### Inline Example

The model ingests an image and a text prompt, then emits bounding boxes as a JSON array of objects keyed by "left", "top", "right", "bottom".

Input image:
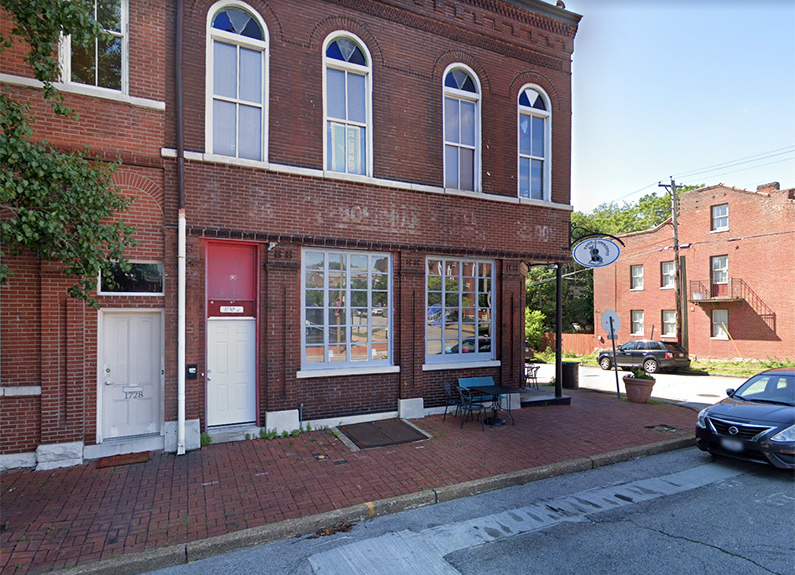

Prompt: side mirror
[{"left": 726, "top": 388, "right": 735, "bottom": 397}]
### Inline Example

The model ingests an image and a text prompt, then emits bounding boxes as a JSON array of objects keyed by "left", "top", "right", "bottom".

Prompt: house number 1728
[{"left": 124, "top": 391, "right": 144, "bottom": 400}]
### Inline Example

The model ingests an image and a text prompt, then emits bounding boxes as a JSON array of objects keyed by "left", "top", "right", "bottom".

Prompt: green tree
[
  {"left": 0, "top": 0, "right": 137, "bottom": 306},
  {"left": 572, "top": 187, "right": 702, "bottom": 236},
  {"left": 524, "top": 308, "right": 545, "bottom": 349},
  {"left": 526, "top": 264, "right": 593, "bottom": 334},
  {"left": 526, "top": 187, "right": 703, "bottom": 335}
]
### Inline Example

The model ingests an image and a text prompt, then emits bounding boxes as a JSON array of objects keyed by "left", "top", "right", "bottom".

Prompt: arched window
[
  {"left": 324, "top": 33, "right": 372, "bottom": 176},
  {"left": 443, "top": 66, "right": 480, "bottom": 191},
  {"left": 207, "top": 3, "right": 268, "bottom": 161},
  {"left": 518, "top": 86, "right": 551, "bottom": 200}
]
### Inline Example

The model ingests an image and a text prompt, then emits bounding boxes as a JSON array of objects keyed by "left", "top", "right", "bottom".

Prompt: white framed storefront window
[
  {"left": 301, "top": 249, "right": 391, "bottom": 369},
  {"left": 425, "top": 258, "right": 493, "bottom": 363}
]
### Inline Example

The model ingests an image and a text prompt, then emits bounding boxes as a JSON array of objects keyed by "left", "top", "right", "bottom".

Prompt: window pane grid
[
  {"left": 443, "top": 73, "right": 479, "bottom": 191},
  {"left": 211, "top": 24, "right": 265, "bottom": 160},
  {"left": 517, "top": 87, "right": 550, "bottom": 200},
  {"left": 630, "top": 265, "right": 644, "bottom": 289},
  {"left": 662, "top": 310, "right": 676, "bottom": 337},
  {"left": 303, "top": 250, "right": 391, "bottom": 368},
  {"left": 325, "top": 43, "right": 369, "bottom": 176},
  {"left": 70, "top": 0, "right": 124, "bottom": 90},
  {"left": 426, "top": 258, "right": 493, "bottom": 360},
  {"left": 661, "top": 261, "right": 675, "bottom": 288},
  {"left": 711, "top": 204, "right": 728, "bottom": 230},
  {"left": 631, "top": 310, "right": 644, "bottom": 335}
]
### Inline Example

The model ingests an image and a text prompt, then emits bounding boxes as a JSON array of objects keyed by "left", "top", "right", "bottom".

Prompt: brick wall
[
  {"left": 2, "top": 0, "right": 579, "bottom": 451},
  {"left": 594, "top": 185, "right": 795, "bottom": 361},
  {"left": 176, "top": 0, "right": 576, "bottom": 202}
]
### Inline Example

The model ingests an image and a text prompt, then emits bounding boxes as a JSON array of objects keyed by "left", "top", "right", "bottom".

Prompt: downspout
[{"left": 176, "top": 0, "right": 186, "bottom": 455}]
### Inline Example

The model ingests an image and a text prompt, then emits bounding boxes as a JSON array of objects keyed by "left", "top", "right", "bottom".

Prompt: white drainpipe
[{"left": 177, "top": 209, "right": 186, "bottom": 455}]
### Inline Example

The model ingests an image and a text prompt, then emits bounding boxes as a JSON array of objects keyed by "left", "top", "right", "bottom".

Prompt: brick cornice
[{"left": 320, "top": 0, "right": 574, "bottom": 72}]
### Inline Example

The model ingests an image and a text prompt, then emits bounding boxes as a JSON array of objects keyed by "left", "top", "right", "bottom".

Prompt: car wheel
[
  {"left": 643, "top": 358, "right": 659, "bottom": 374},
  {"left": 599, "top": 357, "right": 612, "bottom": 370}
]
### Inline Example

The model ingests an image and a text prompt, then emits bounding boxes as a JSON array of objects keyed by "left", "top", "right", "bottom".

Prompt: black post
[{"left": 555, "top": 263, "right": 563, "bottom": 398}]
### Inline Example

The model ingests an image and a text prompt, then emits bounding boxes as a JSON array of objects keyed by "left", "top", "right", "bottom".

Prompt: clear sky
[{"left": 561, "top": 0, "right": 795, "bottom": 213}]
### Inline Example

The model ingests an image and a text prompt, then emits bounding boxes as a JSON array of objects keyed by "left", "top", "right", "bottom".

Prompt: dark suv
[{"left": 597, "top": 340, "right": 690, "bottom": 374}]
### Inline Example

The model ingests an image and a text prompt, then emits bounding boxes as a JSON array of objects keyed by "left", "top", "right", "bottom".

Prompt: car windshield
[{"left": 734, "top": 373, "right": 795, "bottom": 406}]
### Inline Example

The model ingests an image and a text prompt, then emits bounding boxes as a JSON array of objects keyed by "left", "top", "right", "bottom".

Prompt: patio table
[{"left": 468, "top": 385, "right": 521, "bottom": 426}]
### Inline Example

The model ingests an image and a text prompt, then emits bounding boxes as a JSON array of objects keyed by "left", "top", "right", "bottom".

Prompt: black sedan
[
  {"left": 597, "top": 340, "right": 690, "bottom": 373},
  {"left": 695, "top": 367, "right": 795, "bottom": 470}
]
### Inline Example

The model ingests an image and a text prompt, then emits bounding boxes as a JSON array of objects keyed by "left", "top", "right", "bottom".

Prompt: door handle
[{"left": 105, "top": 381, "right": 114, "bottom": 386}]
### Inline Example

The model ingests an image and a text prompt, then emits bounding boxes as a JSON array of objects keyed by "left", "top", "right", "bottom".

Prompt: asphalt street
[{"left": 142, "top": 449, "right": 795, "bottom": 575}]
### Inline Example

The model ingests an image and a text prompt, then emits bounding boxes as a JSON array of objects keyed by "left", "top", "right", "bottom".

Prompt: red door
[{"left": 206, "top": 243, "right": 258, "bottom": 426}]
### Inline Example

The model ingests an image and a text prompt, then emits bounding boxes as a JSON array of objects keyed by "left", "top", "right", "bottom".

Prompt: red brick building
[
  {"left": 593, "top": 183, "right": 795, "bottom": 362},
  {"left": 1, "top": 0, "right": 581, "bottom": 470}
]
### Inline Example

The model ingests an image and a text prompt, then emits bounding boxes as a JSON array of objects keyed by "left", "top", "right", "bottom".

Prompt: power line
[
  {"left": 673, "top": 146, "right": 795, "bottom": 179},
  {"left": 593, "top": 144, "right": 795, "bottom": 208}
]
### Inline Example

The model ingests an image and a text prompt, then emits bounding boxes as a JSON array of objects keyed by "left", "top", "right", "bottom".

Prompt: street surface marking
[{"left": 309, "top": 463, "right": 742, "bottom": 575}]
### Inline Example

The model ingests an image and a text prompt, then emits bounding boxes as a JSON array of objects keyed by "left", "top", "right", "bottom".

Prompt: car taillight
[{"left": 664, "top": 352, "right": 673, "bottom": 359}]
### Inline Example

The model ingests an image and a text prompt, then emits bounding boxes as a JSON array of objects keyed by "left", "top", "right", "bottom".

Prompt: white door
[
  {"left": 101, "top": 312, "right": 162, "bottom": 440},
  {"left": 207, "top": 319, "right": 257, "bottom": 426}
]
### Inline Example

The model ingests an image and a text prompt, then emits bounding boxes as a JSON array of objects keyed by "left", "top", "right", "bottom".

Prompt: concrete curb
[{"left": 54, "top": 436, "right": 693, "bottom": 575}]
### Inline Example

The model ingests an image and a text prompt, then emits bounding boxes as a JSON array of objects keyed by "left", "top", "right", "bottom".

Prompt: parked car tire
[
  {"left": 599, "top": 356, "right": 612, "bottom": 370},
  {"left": 643, "top": 358, "right": 659, "bottom": 373}
]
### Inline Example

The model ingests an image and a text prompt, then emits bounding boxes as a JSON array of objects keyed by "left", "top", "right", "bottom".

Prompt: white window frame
[
  {"left": 711, "top": 255, "right": 729, "bottom": 285},
  {"left": 661, "top": 310, "right": 676, "bottom": 337},
  {"left": 630, "top": 265, "right": 644, "bottom": 290},
  {"left": 205, "top": 0, "right": 269, "bottom": 162},
  {"left": 630, "top": 310, "right": 644, "bottom": 336},
  {"left": 60, "top": 0, "right": 129, "bottom": 96},
  {"left": 660, "top": 260, "right": 675, "bottom": 289},
  {"left": 424, "top": 257, "right": 494, "bottom": 365},
  {"left": 442, "top": 63, "right": 481, "bottom": 192},
  {"left": 712, "top": 309, "right": 729, "bottom": 339},
  {"left": 517, "top": 84, "right": 551, "bottom": 201},
  {"left": 98, "top": 261, "right": 165, "bottom": 296},
  {"left": 711, "top": 204, "right": 729, "bottom": 232},
  {"left": 322, "top": 32, "right": 373, "bottom": 178},
  {"left": 300, "top": 248, "right": 392, "bottom": 371}
]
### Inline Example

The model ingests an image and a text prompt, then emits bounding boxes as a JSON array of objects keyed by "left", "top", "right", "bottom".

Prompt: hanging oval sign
[{"left": 572, "top": 237, "right": 621, "bottom": 268}]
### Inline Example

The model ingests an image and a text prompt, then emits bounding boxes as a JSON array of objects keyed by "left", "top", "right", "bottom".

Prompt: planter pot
[{"left": 623, "top": 376, "right": 655, "bottom": 403}]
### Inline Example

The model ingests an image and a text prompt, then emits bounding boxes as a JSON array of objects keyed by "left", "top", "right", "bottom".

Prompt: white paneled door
[
  {"left": 207, "top": 319, "right": 257, "bottom": 426},
  {"left": 101, "top": 312, "right": 163, "bottom": 440}
]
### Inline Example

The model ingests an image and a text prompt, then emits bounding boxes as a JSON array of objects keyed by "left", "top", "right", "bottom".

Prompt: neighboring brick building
[
  {"left": 1, "top": 0, "right": 581, "bottom": 469},
  {"left": 593, "top": 183, "right": 795, "bottom": 362}
]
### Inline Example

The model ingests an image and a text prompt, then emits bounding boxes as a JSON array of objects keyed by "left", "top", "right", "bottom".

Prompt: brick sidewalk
[{"left": 0, "top": 389, "right": 698, "bottom": 575}]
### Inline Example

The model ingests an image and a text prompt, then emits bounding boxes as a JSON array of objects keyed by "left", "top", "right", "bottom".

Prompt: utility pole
[{"left": 659, "top": 179, "right": 683, "bottom": 347}]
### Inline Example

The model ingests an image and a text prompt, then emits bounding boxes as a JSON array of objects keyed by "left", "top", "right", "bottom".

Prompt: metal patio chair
[
  {"left": 442, "top": 381, "right": 462, "bottom": 421},
  {"left": 457, "top": 386, "right": 486, "bottom": 431},
  {"left": 524, "top": 364, "right": 540, "bottom": 390}
]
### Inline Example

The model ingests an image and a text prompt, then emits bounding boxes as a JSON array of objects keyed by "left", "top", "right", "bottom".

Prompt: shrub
[
  {"left": 525, "top": 308, "right": 545, "bottom": 350},
  {"left": 627, "top": 367, "right": 655, "bottom": 381}
]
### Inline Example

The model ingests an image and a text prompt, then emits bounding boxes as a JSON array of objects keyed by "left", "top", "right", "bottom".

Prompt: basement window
[{"left": 99, "top": 262, "right": 164, "bottom": 295}]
